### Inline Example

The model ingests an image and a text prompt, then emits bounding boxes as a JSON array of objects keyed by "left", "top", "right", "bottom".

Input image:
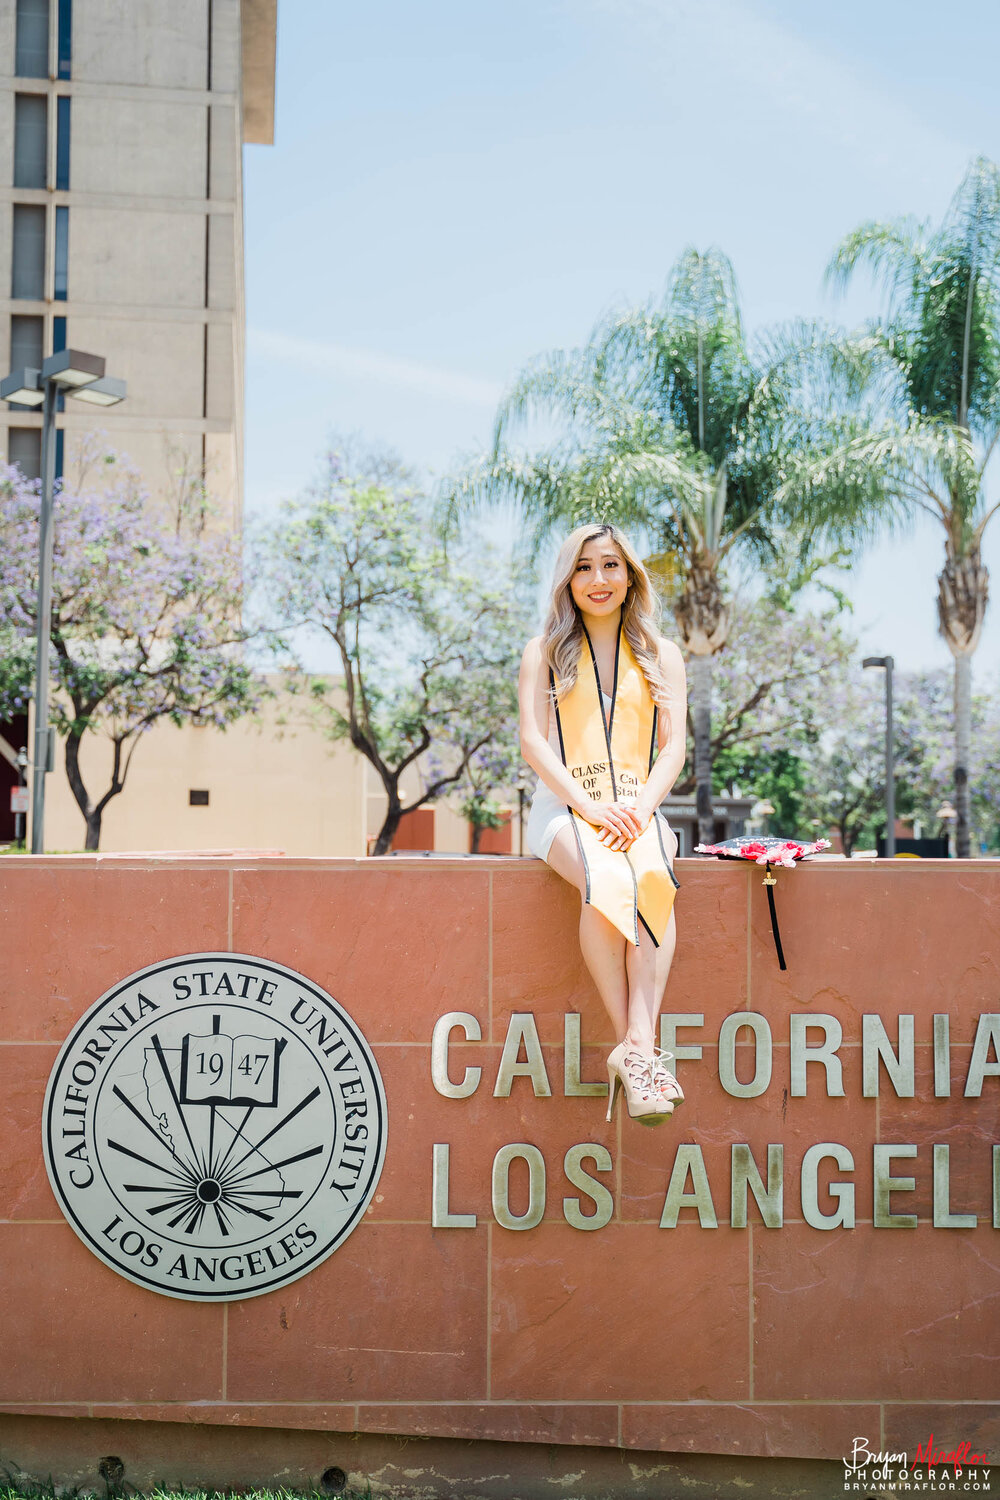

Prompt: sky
[{"left": 243, "top": 0, "right": 1000, "bottom": 675}]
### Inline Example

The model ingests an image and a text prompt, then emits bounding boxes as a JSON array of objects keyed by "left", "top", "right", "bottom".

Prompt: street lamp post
[
  {"left": 863, "top": 655, "right": 895, "bottom": 859},
  {"left": 936, "top": 801, "right": 957, "bottom": 859},
  {"left": 14, "top": 746, "right": 28, "bottom": 850},
  {"left": 1, "top": 350, "right": 126, "bottom": 854}
]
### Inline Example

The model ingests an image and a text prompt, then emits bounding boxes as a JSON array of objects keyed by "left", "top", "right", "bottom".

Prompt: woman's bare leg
[
  {"left": 625, "top": 826, "right": 680, "bottom": 1054},
  {"left": 624, "top": 909, "right": 677, "bottom": 1051},
  {"left": 546, "top": 825, "right": 629, "bottom": 1039},
  {"left": 579, "top": 906, "right": 629, "bottom": 1039}
]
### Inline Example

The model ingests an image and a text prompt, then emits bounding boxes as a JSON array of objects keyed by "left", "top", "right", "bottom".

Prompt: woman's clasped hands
[{"left": 593, "top": 798, "right": 650, "bottom": 852}]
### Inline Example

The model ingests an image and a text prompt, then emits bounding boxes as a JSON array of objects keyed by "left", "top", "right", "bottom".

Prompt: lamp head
[
  {"left": 1, "top": 368, "right": 44, "bottom": 406},
  {"left": 41, "top": 348, "right": 106, "bottom": 388},
  {"left": 69, "top": 375, "right": 127, "bottom": 407}
]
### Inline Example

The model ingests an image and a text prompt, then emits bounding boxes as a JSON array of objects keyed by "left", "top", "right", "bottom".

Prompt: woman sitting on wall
[{"left": 519, "top": 523, "right": 688, "bottom": 1124}]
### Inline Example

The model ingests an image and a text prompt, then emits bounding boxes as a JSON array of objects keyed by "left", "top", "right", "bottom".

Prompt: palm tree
[
  {"left": 455, "top": 248, "right": 846, "bottom": 844},
  {"left": 826, "top": 157, "right": 1000, "bottom": 856}
]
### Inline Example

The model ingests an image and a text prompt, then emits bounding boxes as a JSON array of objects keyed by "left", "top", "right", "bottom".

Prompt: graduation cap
[{"left": 694, "top": 836, "right": 831, "bottom": 970}]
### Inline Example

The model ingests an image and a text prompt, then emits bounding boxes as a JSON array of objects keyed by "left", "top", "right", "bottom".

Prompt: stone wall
[{"left": 1, "top": 854, "right": 998, "bottom": 1486}]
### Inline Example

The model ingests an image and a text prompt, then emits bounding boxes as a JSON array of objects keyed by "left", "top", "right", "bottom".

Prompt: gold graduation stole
[{"left": 552, "top": 625, "right": 679, "bottom": 947}]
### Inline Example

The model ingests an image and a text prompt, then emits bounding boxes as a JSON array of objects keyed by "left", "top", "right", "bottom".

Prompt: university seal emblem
[{"left": 42, "top": 953, "right": 387, "bottom": 1301}]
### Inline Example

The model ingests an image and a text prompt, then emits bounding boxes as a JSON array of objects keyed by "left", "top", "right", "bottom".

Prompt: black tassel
[{"left": 763, "top": 862, "right": 787, "bottom": 971}]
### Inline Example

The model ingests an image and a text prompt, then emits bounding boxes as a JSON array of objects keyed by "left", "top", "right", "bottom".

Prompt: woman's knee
[{"left": 545, "top": 825, "right": 587, "bottom": 895}]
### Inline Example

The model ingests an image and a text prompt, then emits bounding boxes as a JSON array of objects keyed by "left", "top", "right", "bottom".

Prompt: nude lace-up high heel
[
  {"left": 606, "top": 1042, "right": 674, "bottom": 1126},
  {"left": 652, "top": 1047, "right": 684, "bottom": 1107}
]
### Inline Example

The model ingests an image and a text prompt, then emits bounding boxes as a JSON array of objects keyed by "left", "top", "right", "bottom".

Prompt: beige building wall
[
  {"left": 0, "top": 0, "right": 276, "bottom": 522},
  {"left": 39, "top": 689, "right": 369, "bottom": 858},
  {"left": 30, "top": 692, "right": 497, "bottom": 858}
]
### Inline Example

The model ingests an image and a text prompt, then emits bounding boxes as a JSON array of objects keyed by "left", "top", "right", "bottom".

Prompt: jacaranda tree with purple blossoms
[
  {"left": 0, "top": 621, "right": 34, "bottom": 728},
  {"left": 0, "top": 457, "right": 259, "bottom": 850},
  {"left": 259, "top": 451, "right": 532, "bottom": 857}
]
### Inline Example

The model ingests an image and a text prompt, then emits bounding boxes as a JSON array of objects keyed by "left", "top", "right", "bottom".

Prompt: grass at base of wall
[
  {"left": 2, "top": 1488, "right": 373, "bottom": 1500},
  {"left": 0, "top": 846, "right": 88, "bottom": 855}
]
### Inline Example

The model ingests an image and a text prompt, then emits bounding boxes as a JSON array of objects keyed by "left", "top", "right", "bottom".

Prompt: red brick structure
[{"left": 0, "top": 855, "right": 997, "bottom": 1492}]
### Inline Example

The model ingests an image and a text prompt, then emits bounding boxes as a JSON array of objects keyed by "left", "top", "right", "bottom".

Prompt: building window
[
  {"left": 57, "top": 0, "right": 71, "bottom": 78},
  {"left": 10, "top": 314, "right": 44, "bottom": 372},
  {"left": 7, "top": 314, "right": 43, "bottom": 411},
  {"left": 189, "top": 789, "right": 210, "bottom": 806},
  {"left": 14, "top": 94, "right": 48, "bottom": 188},
  {"left": 55, "top": 426, "right": 64, "bottom": 482},
  {"left": 53, "top": 205, "right": 69, "bottom": 300},
  {"left": 52, "top": 315, "right": 67, "bottom": 415},
  {"left": 15, "top": 0, "right": 49, "bottom": 78},
  {"left": 12, "top": 204, "right": 46, "bottom": 300},
  {"left": 8, "top": 428, "right": 42, "bottom": 481},
  {"left": 55, "top": 96, "right": 70, "bottom": 190}
]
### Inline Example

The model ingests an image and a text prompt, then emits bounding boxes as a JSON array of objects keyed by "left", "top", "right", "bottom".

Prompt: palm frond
[
  {"left": 598, "top": 300, "right": 753, "bottom": 463},
  {"left": 946, "top": 156, "right": 1000, "bottom": 287},
  {"left": 493, "top": 349, "right": 643, "bottom": 453},
  {"left": 774, "top": 414, "right": 980, "bottom": 542},
  {"left": 751, "top": 319, "right": 901, "bottom": 419},
  {"left": 707, "top": 464, "right": 727, "bottom": 554},
  {"left": 665, "top": 246, "right": 744, "bottom": 340},
  {"left": 824, "top": 217, "right": 931, "bottom": 307}
]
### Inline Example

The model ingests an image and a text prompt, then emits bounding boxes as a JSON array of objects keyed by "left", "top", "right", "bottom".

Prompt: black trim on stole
[
  {"left": 623, "top": 843, "right": 641, "bottom": 946},
  {"left": 580, "top": 621, "right": 619, "bottom": 801},
  {"left": 550, "top": 667, "right": 568, "bottom": 764},
  {"left": 566, "top": 630, "right": 638, "bottom": 936},
  {"left": 608, "top": 624, "right": 622, "bottom": 737},
  {"left": 638, "top": 910, "right": 658, "bottom": 945},
  {"left": 570, "top": 813, "right": 591, "bottom": 905},
  {"left": 649, "top": 703, "right": 681, "bottom": 892},
  {"left": 579, "top": 622, "right": 640, "bottom": 944},
  {"left": 550, "top": 667, "right": 592, "bottom": 906},
  {"left": 655, "top": 812, "right": 682, "bottom": 891}
]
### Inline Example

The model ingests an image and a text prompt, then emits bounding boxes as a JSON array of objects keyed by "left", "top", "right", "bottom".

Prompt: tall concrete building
[{"left": 0, "top": 0, "right": 276, "bottom": 523}]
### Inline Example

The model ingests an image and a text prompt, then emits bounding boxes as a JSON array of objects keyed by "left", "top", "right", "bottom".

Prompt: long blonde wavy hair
[{"left": 541, "top": 523, "right": 669, "bottom": 707}]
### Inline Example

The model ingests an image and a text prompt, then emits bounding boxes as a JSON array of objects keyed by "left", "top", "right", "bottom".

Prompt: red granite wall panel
[{"left": 0, "top": 854, "right": 996, "bottom": 1466}]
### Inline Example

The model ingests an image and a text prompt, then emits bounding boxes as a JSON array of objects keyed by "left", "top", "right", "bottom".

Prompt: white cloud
[{"left": 248, "top": 328, "right": 504, "bottom": 410}]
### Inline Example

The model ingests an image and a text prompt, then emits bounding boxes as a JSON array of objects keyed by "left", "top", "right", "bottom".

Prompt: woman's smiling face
[{"left": 570, "top": 534, "right": 629, "bottom": 618}]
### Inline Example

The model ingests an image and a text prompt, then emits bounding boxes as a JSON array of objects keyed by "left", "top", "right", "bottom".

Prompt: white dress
[{"left": 526, "top": 691, "right": 613, "bottom": 861}]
